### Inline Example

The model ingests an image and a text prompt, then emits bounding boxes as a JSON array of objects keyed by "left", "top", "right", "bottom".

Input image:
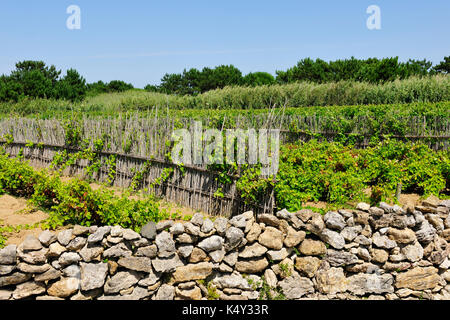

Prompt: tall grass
[{"left": 0, "top": 75, "right": 448, "bottom": 117}]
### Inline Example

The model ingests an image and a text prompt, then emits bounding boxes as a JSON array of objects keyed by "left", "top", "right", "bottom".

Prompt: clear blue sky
[{"left": 0, "top": 0, "right": 449, "bottom": 88}]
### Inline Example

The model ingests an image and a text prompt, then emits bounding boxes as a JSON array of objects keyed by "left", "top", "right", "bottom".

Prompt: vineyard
[{"left": 0, "top": 74, "right": 449, "bottom": 247}]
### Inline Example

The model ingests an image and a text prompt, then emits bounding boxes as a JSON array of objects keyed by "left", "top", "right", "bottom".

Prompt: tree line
[{"left": 0, "top": 56, "right": 448, "bottom": 102}]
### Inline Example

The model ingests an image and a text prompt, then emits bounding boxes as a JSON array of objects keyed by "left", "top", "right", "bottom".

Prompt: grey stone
[
  {"left": 184, "top": 222, "right": 201, "bottom": 236},
  {"left": 154, "top": 284, "right": 175, "bottom": 300},
  {"left": 324, "top": 211, "right": 346, "bottom": 231},
  {"left": 191, "top": 213, "right": 204, "bottom": 226},
  {"left": 155, "top": 231, "right": 176, "bottom": 257},
  {"left": 87, "top": 226, "right": 110, "bottom": 243},
  {"left": 225, "top": 227, "right": 244, "bottom": 249},
  {"left": 198, "top": 235, "right": 224, "bottom": 252},
  {"left": 79, "top": 244, "right": 103, "bottom": 262},
  {"left": 278, "top": 273, "right": 314, "bottom": 299},
  {"left": 156, "top": 220, "right": 174, "bottom": 232},
  {"left": 340, "top": 226, "right": 362, "bottom": 242},
  {"left": 152, "top": 254, "right": 184, "bottom": 273},
  {"left": 122, "top": 229, "right": 141, "bottom": 241},
  {"left": 118, "top": 257, "right": 153, "bottom": 273},
  {"left": 209, "top": 249, "right": 226, "bottom": 263},
  {"left": 223, "top": 252, "right": 238, "bottom": 267},
  {"left": 214, "top": 217, "right": 228, "bottom": 236},
  {"left": 140, "top": 221, "right": 157, "bottom": 240},
  {"left": 12, "top": 281, "right": 46, "bottom": 300},
  {"left": 169, "top": 223, "right": 184, "bottom": 235},
  {"left": 347, "top": 273, "right": 394, "bottom": 295},
  {"left": 368, "top": 207, "right": 385, "bottom": 217},
  {"left": 18, "top": 248, "right": 48, "bottom": 265},
  {"left": 416, "top": 221, "right": 437, "bottom": 243},
  {"left": 176, "top": 233, "right": 195, "bottom": 244},
  {"left": 315, "top": 267, "right": 348, "bottom": 294},
  {"left": 201, "top": 219, "right": 215, "bottom": 234},
  {"left": 67, "top": 237, "right": 87, "bottom": 251},
  {"left": 238, "top": 242, "right": 267, "bottom": 258},
  {"left": 59, "top": 252, "right": 80, "bottom": 267},
  {"left": 73, "top": 225, "right": 90, "bottom": 236},
  {"left": 267, "top": 248, "right": 290, "bottom": 261},
  {"left": 138, "top": 269, "right": 160, "bottom": 286},
  {"left": 0, "top": 265, "right": 15, "bottom": 276},
  {"left": 17, "top": 262, "right": 50, "bottom": 274},
  {"left": 276, "top": 208, "right": 291, "bottom": 220},
  {"left": 354, "top": 235, "right": 372, "bottom": 246},
  {"left": 402, "top": 242, "right": 424, "bottom": 262},
  {"left": 135, "top": 245, "right": 157, "bottom": 259},
  {"left": 0, "top": 245, "right": 17, "bottom": 265},
  {"left": 258, "top": 226, "right": 284, "bottom": 250},
  {"left": 104, "top": 271, "right": 141, "bottom": 294},
  {"left": 177, "top": 244, "right": 193, "bottom": 259},
  {"left": 212, "top": 272, "right": 252, "bottom": 290},
  {"left": 0, "top": 272, "right": 31, "bottom": 287},
  {"left": 57, "top": 229, "right": 73, "bottom": 246},
  {"left": 103, "top": 243, "right": 132, "bottom": 259},
  {"left": 319, "top": 229, "right": 345, "bottom": 249},
  {"left": 38, "top": 230, "right": 56, "bottom": 246},
  {"left": 356, "top": 202, "right": 371, "bottom": 211},
  {"left": 80, "top": 262, "right": 108, "bottom": 291},
  {"left": 372, "top": 233, "right": 397, "bottom": 249},
  {"left": 229, "top": 214, "right": 248, "bottom": 229},
  {"left": 63, "top": 264, "right": 80, "bottom": 278},
  {"left": 34, "top": 267, "right": 61, "bottom": 282},
  {"left": 326, "top": 249, "right": 359, "bottom": 267}
]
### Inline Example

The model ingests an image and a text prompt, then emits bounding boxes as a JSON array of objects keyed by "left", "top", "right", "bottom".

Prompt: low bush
[{"left": 0, "top": 154, "right": 165, "bottom": 231}]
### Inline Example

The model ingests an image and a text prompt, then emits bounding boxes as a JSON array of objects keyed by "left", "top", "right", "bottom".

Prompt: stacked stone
[{"left": 0, "top": 198, "right": 449, "bottom": 300}]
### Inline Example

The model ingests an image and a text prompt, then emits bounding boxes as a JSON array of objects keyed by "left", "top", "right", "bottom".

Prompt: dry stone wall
[{"left": 1, "top": 198, "right": 450, "bottom": 300}]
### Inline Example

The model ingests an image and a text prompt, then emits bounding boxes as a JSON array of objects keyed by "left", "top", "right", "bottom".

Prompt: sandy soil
[{"left": 0, "top": 195, "right": 49, "bottom": 246}]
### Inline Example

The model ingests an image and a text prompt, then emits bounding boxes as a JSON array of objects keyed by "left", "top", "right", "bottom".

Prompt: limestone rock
[
  {"left": 198, "top": 235, "right": 224, "bottom": 252},
  {"left": 295, "top": 256, "right": 321, "bottom": 278},
  {"left": 0, "top": 272, "right": 31, "bottom": 288},
  {"left": 0, "top": 245, "right": 17, "bottom": 265},
  {"left": 47, "top": 277, "right": 80, "bottom": 298},
  {"left": 12, "top": 281, "right": 46, "bottom": 300},
  {"left": 214, "top": 218, "right": 228, "bottom": 236},
  {"left": 225, "top": 227, "right": 244, "bottom": 249},
  {"left": 67, "top": 237, "right": 87, "bottom": 251},
  {"left": 235, "top": 257, "right": 269, "bottom": 273},
  {"left": 315, "top": 267, "right": 348, "bottom": 294},
  {"left": 299, "top": 239, "right": 326, "bottom": 256},
  {"left": 324, "top": 211, "right": 346, "bottom": 231},
  {"left": 246, "top": 223, "right": 262, "bottom": 243},
  {"left": 79, "top": 244, "right": 104, "bottom": 262},
  {"left": 57, "top": 229, "right": 73, "bottom": 246},
  {"left": 155, "top": 231, "right": 176, "bottom": 257},
  {"left": 278, "top": 273, "right": 314, "bottom": 299},
  {"left": 340, "top": 226, "right": 362, "bottom": 242},
  {"left": 326, "top": 250, "right": 359, "bottom": 267},
  {"left": 21, "top": 235, "right": 42, "bottom": 252},
  {"left": 319, "top": 229, "right": 345, "bottom": 249},
  {"left": 104, "top": 271, "right": 140, "bottom": 294},
  {"left": 238, "top": 242, "right": 267, "bottom": 258},
  {"left": 117, "top": 257, "right": 153, "bottom": 273},
  {"left": 103, "top": 243, "right": 132, "bottom": 259},
  {"left": 34, "top": 267, "right": 61, "bottom": 282},
  {"left": 387, "top": 228, "right": 416, "bottom": 244},
  {"left": 140, "top": 221, "right": 157, "bottom": 240},
  {"left": 283, "top": 227, "right": 305, "bottom": 247},
  {"left": 189, "top": 247, "right": 208, "bottom": 263},
  {"left": 372, "top": 233, "right": 397, "bottom": 249},
  {"left": 152, "top": 254, "right": 184, "bottom": 273},
  {"left": 267, "top": 248, "right": 289, "bottom": 261},
  {"left": 58, "top": 252, "right": 80, "bottom": 267},
  {"left": 171, "top": 262, "right": 213, "bottom": 283},
  {"left": 402, "top": 242, "right": 424, "bottom": 262},
  {"left": 347, "top": 273, "right": 394, "bottom": 295},
  {"left": 154, "top": 284, "right": 175, "bottom": 300},
  {"left": 395, "top": 267, "right": 441, "bottom": 290}
]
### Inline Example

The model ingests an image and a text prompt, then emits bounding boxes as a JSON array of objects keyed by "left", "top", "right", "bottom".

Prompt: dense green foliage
[
  {"left": 86, "top": 80, "right": 134, "bottom": 96},
  {"left": 238, "top": 139, "right": 449, "bottom": 211},
  {"left": 275, "top": 57, "right": 435, "bottom": 84},
  {"left": 0, "top": 153, "right": 165, "bottom": 230},
  {"left": 0, "top": 61, "right": 87, "bottom": 102},
  {"left": 433, "top": 56, "right": 450, "bottom": 74},
  {"left": 1, "top": 75, "right": 448, "bottom": 118}
]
